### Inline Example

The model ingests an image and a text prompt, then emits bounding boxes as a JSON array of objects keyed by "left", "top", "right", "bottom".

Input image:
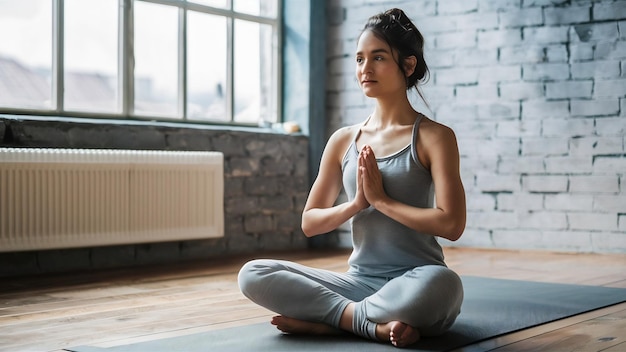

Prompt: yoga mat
[{"left": 68, "top": 276, "right": 626, "bottom": 352}]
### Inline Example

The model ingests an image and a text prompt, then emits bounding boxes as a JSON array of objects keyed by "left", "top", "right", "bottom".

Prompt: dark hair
[{"left": 360, "top": 8, "right": 429, "bottom": 93}]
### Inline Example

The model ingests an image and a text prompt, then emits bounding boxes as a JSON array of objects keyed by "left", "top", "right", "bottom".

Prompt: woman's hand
[
  {"left": 354, "top": 156, "right": 370, "bottom": 210},
  {"left": 359, "top": 145, "right": 387, "bottom": 207}
]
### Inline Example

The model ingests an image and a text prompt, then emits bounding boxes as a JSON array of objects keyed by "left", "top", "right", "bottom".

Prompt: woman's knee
[
  {"left": 237, "top": 259, "right": 277, "bottom": 298},
  {"left": 408, "top": 266, "right": 463, "bottom": 334},
  {"left": 366, "top": 265, "right": 463, "bottom": 329},
  {"left": 412, "top": 265, "right": 463, "bottom": 309}
]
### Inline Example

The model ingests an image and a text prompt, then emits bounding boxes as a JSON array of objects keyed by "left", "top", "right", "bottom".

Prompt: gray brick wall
[
  {"left": 326, "top": 0, "right": 626, "bottom": 253},
  {"left": 0, "top": 117, "right": 310, "bottom": 277}
]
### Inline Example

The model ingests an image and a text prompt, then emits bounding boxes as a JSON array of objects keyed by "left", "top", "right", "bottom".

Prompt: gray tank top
[{"left": 342, "top": 115, "right": 446, "bottom": 278}]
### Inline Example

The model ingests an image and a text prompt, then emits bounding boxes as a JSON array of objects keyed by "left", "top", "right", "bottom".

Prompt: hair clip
[{"left": 386, "top": 13, "right": 412, "bottom": 34}]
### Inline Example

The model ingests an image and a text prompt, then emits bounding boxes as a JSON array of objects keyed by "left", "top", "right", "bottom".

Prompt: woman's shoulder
[
  {"left": 327, "top": 123, "right": 362, "bottom": 148},
  {"left": 415, "top": 116, "right": 460, "bottom": 167},
  {"left": 323, "top": 124, "right": 361, "bottom": 162},
  {"left": 418, "top": 116, "right": 457, "bottom": 143}
]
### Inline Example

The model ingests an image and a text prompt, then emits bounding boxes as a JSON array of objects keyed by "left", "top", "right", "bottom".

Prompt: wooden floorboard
[
  {"left": 0, "top": 247, "right": 625, "bottom": 352},
  {"left": 457, "top": 303, "right": 626, "bottom": 352},
  {"left": 487, "top": 305, "right": 626, "bottom": 352}
]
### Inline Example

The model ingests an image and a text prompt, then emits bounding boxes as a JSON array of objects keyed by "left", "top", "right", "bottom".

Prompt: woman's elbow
[
  {"left": 445, "top": 227, "right": 464, "bottom": 242},
  {"left": 442, "top": 217, "right": 466, "bottom": 242},
  {"left": 300, "top": 219, "right": 318, "bottom": 238},
  {"left": 301, "top": 227, "right": 316, "bottom": 238}
]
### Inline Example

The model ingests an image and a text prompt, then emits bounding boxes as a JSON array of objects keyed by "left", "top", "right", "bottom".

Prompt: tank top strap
[
  {"left": 342, "top": 116, "right": 371, "bottom": 164},
  {"left": 353, "top": 115, "right": 372, "bottom": 144},
  {"left": 410, "top": 114, "right": 425, "bottom": 164},
  {"left": 351, "top": 115, "right": 373, "bottom": 151}
]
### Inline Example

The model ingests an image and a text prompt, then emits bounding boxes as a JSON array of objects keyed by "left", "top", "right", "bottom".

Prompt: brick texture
[{"left": 326, "top": 0, "right": 626, "bottom": 253}]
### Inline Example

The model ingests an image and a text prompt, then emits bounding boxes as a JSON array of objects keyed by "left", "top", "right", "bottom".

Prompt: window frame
[{"left": 0, "top": 0, "right": 282, "bottom": 126}]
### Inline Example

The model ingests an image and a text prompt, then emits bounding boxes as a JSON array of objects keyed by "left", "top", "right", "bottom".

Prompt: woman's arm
[
  {"left": 359, "top": 122, "right": 466, "bottom": 241},
  {"left": 301, "top": 127, "right": 369, "bottom": 237}
]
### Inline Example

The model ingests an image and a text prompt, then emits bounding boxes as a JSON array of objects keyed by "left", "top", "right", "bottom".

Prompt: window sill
[{"left": 0, "top": 113, "right": 301, "bottom": 136}]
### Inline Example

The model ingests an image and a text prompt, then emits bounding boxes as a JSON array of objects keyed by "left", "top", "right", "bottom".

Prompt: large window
[{"left": 0, "top": 0, "right": 280, "bottom": 125}]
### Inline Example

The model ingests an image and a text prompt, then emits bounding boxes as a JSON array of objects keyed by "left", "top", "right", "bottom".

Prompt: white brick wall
[{"left": 326, "top": 0, "right": 626, "bottom": 253}]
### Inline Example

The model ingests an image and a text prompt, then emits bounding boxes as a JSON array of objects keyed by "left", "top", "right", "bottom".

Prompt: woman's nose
[{"left": 360, "top": 59, "right": 372, "bottom": 73}]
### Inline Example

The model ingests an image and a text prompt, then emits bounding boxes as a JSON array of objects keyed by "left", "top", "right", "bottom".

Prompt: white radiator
[{"left": 0, "top": 148, "right": 224, "bottom": 252}]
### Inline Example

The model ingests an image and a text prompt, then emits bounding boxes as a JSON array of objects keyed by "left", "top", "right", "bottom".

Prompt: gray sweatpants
[{"left": 237, "top": 259, "right": 463, "bottom": 339}]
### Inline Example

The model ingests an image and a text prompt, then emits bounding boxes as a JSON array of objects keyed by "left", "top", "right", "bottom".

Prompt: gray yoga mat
[{"left": 67, "top": 276, "right": 626, "bottom": 352}]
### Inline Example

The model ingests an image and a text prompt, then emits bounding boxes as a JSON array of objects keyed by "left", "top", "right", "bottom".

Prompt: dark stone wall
[{"left": 0, "top": 116, "right": 314, "bottom": 277}]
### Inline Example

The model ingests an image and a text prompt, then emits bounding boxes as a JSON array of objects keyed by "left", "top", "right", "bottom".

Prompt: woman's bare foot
[
  {"left": 271, "top": 315, "right": 342, "bottom": 335},
  {"left": 376, "top": 321, "right": 421, "bottom": 347}
]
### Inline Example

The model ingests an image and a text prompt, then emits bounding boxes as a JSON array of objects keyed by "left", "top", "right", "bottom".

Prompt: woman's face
[{"left": 355, "top": 30, "right": 406, "bottom": 98}]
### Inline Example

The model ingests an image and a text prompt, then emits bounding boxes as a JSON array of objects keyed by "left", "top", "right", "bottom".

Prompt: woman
[{"left": 238, "top": 8, "right": 466, "bottom": 348}]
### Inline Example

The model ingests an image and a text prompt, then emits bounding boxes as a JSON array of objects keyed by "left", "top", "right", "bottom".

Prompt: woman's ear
[{"left": 404, "top": 56, "right": 417, "bottom": 77}]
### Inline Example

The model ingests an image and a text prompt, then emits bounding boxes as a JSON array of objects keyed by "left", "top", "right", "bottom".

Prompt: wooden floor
[{"left": 1, "top": 247, "right": 625, "bottom": 352}]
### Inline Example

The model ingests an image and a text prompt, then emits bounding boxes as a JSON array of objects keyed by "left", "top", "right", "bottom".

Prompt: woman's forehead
[{"left": 356, "top": 30, "right": 391, "bottom": 53}]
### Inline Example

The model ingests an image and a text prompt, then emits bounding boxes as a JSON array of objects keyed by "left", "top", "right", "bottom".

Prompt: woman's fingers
[
  {"left": 359, "top": 145, "right": 386, "bottom": 204},
  {"left": 353, "top": 148, "right": 369, "bottom": 209}
]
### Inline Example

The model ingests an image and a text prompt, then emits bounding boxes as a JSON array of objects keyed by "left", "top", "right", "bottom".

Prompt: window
[
  {"left": 64, "top": 0, "right": 119, "bottom": 113},
  {"left": 0, "top": 0, "right": 280, "bottom": 125},
  {"left": 0, "top": 0, "right": 53, "bottom": 110}
]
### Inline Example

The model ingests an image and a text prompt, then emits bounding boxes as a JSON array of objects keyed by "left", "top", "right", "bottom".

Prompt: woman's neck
[{"left": 369, "top": 96, "right": 417, "bottom": 128}]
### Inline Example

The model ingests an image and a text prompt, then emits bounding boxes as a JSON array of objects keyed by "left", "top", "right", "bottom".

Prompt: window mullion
[
  {"left": 120, "top": 0, "right": 134, "bottom": 116},
  {"left": 275, "top": 3, "right": 283, "bottom": 123},
  {"left": 52, "top": 0, "right": 64, "bottom": 113},
  {"left": 178, "top": 6, "right": 187, "bottom": 119},
  {"left": 226, "top": 16, "right": 234, "bottom": 123}
]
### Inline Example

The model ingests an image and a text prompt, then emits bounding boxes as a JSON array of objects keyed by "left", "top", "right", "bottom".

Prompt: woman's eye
[
  {"left": 375, "top": 56, "right": 383, "bottom": 61},
  {"left": 356, "top": 57, "right": 363, "bottom": 63}
]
